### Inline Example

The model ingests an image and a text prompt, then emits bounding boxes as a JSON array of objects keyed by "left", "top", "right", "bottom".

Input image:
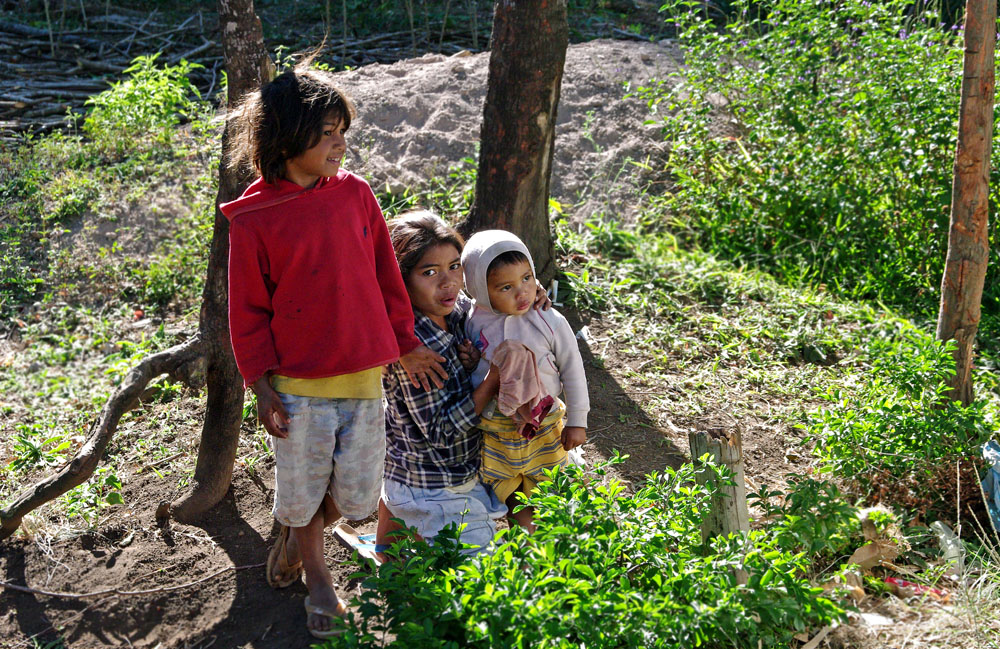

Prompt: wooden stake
[{"left": 688, "top": 426, "right": 751, "bottom": 541}]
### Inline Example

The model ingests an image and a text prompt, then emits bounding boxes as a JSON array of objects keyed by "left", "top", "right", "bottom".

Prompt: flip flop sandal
[
  {"left": 304, "top": 595, "right": 347, "bottom": 639},
  {"left": 332, "top": 522, "right": 389, "bottom": 565},
  {"left": 266, "top": 524, "right": 303, "bottom": 588}
]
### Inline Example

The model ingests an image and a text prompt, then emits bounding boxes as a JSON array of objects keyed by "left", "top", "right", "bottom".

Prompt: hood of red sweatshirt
[{"left": 220, "top": 170, "right": 350, "bottom": 222}]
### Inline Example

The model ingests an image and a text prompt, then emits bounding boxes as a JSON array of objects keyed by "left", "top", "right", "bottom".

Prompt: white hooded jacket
[{"left": 461, "top": 230, "right": 590, "bottom": 428}]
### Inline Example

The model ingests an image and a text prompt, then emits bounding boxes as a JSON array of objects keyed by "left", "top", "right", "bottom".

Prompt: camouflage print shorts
[{"left": 271, "top": 394, "right": 385, "bottom": 527}]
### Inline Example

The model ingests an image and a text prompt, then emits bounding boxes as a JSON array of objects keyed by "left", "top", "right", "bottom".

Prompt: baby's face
[{"left": 487, "top": 260, "right": 534, "bottom": 316}]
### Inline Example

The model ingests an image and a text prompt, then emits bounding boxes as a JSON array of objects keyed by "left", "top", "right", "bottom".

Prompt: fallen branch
[
  {"left": 168, "top": 39, "right": 216, "bottom": 64},
  {"left": 76, "top": 58, "right": 126, "bottom": 74},
  {"left": 0, "top": 561, "right": 264, "bottom": 599},
  {"left": 0, "top": 336, "right": 206, "bottom": 542},
  {"left": 0, "top": 20, "right": 109, "bottom": 50}
]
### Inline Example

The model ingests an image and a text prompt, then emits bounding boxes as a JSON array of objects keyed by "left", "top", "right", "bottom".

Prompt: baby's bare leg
[{"left": 505, "top": 488, "right": 536, "bottom": 534}]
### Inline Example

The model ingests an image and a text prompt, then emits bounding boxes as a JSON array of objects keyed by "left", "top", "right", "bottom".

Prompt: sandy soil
[{"left": 344, "top": 37, "right": 679, "bottom": 224}]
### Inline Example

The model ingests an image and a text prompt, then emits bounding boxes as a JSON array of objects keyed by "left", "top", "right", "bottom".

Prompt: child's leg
[
  {"left": 293, "top": 508, "right": 345, "bottom": 635},
  {"left": 321, "top": 493, "right": 342, "bottom": 527},
  {"left": 505, "top": 481, "right": 536, "bottom": 533},
  {"left": 376, "top": 498, "right": 412, "bottom": 544},
  {"left": 374, "top": 497, "right": 419, "bottom": 562}
]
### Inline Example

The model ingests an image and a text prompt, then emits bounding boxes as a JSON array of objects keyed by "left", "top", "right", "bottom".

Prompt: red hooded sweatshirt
[{"left": 222, "top": 170, "right": 420, "bottom": 388}]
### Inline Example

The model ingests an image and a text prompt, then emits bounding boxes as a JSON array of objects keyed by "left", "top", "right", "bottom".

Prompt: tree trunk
[
  {"left": 460, "top": 0, "right": 568, "bottom": 284},
  {"left": 166, "top": 0, "right": 273, "bottom": 522},
  {"left": 936, "top": 0, "right": 995, "bottom": 406}
]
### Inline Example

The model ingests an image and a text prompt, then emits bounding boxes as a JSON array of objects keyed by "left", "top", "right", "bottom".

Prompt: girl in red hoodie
[{"left": 223, "top": 63, "right": 444, "bottom": 639}]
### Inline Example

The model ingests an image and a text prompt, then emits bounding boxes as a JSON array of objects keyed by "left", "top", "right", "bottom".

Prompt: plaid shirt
[{"left": 383, "top": 294, "right": 482, "bottom": 489}]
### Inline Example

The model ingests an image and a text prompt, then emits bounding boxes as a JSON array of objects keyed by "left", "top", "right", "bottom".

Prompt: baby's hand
[
  {"left": 561, "top": 426, "right": 586, "bottom": 451},
  {"left": 399, "top": 344, "right": 448, "bottom": 390},
  {"left": 457, "top": 339, "right": 481, "bottom": 372}
]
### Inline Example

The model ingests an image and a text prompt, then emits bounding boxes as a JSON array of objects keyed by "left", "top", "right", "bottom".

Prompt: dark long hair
[{"left": 227, "top": 62, "right": 356, "bottom": 185}]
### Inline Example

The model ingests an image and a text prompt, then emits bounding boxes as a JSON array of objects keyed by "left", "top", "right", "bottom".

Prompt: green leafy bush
[
  {"left": 751, "top": 476, "right": 860, "bottom": 560},
  {"left": 643, "top": 0, "right": 1000, "bottom": 343},
  {"left": 807, "top": 328, "right": 997, "bottom": 514},
  {"left": 83, "top": 53, "right": 203, "bottom": 157},
  {"left": 325, "top": 459, "right": 845, "bottom": 648}
]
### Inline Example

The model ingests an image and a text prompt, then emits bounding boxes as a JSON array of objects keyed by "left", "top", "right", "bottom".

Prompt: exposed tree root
[{"left": 0, "top": 336, "right": 206, "bottom": 542}]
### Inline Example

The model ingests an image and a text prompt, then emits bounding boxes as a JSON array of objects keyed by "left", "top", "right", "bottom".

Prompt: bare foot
[{"left": 304, "top": 579, "right": 345, "bottom": 635}]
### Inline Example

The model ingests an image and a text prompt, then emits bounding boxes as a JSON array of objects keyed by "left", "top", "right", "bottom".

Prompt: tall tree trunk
[
  {"left": 166, "top": 0, "right": 273, "bottom": 522},
  {"left": 460, "top": 0, "right": 568, "bottom": 284},
  {"left": 936, "top": 0, "right": 995, "bottom": 406}
]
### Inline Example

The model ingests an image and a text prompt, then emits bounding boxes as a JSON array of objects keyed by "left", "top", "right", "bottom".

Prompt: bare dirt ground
[{"left": 0, "top": 36, "right": 975, "bottom": 649}]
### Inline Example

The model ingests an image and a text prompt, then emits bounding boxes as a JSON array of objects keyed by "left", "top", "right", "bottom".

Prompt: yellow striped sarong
[{"left": 479, "top": 399, "right": 568, "bottom": 503}]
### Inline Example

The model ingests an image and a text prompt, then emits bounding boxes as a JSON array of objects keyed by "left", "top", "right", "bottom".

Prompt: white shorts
[
  {"left": 271, "top": 393, "right": 384, "bottom": 527},
  {"left": 381, "top": 478, "right": 506, "bottom": 554}
]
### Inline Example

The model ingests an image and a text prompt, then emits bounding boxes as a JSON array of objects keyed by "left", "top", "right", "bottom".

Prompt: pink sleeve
[
  {"left": 365, "top": 186, "right": 421, "bottom": 357},
  {"left": 228, "top": 218, "right": 279, "bottom": 387}
]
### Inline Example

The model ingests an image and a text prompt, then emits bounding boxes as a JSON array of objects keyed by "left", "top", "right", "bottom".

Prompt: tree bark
[
  {"left": 165, "top": 0, "right": 273, "bottom": 522},
  {"left": 460, "top": 0, "right": 568, "bottom": 284},
  {"left": 936, "top": 0, "right": 995, "bottom": 406}
]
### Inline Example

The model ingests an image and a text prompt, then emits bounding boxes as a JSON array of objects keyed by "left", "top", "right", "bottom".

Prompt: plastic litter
[
  {"left": 982, "top": 440, "right": 1000, "bottom": 534},
  {"left": 929, "top": 520, "right": 965, "bottom": 576},
  {"left": 884, "top": 577, "right": 949, "bottom": 602}
]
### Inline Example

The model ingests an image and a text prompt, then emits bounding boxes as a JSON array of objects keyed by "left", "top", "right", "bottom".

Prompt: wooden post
[{"left": 688, "top": 426, "right": 750, "bottom": 540}]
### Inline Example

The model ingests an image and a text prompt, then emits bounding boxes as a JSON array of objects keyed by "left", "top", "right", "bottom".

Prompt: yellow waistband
[{"left": 270, "top": 367, "right": 383, "bottom": 399}]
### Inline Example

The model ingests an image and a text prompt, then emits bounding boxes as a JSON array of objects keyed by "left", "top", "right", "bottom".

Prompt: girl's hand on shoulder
[
  {"left": 457, "top": 339, "right": 481, "bottom": 372},
  {"left": 250, "top": 376, "right": 290, "bottom": 438},
  {"left": 561, "top": 426, "right": 586, "bottom": 451},
  {"left": 533, "top": 280, "right": 552, "bottom": 311},
  {"left": 400, "top": 344, "right": 448, "bottom": 390}
]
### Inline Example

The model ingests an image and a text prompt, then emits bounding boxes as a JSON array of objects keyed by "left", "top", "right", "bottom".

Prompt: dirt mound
[{"left": 345, "top": 38, "right": 681, "bottom": 222}]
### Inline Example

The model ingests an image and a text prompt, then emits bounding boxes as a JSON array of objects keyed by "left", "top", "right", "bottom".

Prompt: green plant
[
  {"left": 83, "top": 53, "right": 203, "bottom": 157},
  {"left": 377, "top": 157, "right": 478, "bottom": 220},
  {"left": 751, "top": 476, "right": 861, "bottom": 559},
  {"left": 61, "top": 466, "right": 124, "bottom": 526},
  {"left": 326, "top": 457, "right": 846, "bottom": 648},
  {"left": 644, "top": 0, "right": 1000, "bottom": 345},
  {"left": 45, "top": 171, "right": 101, "bottom": 223},
  {"left": 8, "top": 423, "right": 72, "bottom": 473},
  {"left": 807, "top": 328, "right": 997, "bottom": 515}
]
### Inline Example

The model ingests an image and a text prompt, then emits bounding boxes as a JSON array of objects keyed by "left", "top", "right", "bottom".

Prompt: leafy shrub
[
  {"left": 751, "top": 475, "right": 861, "bottom": 560},
  {"left": 83, "top": 53, "right": 203, "bottom": 157},
  {"left": 325, "top": 459, "right": 845, "bottom": 648},
  {"left": 643, "top": 0, "right": 1000, "bottom": 343},
  {"left": 807, "top": 328, "right": 997, "bottom": 516}
]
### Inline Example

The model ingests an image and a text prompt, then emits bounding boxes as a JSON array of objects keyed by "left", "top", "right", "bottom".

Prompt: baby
[{"left": 461, "top": 230, "right": 589, "bottom": 531}]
